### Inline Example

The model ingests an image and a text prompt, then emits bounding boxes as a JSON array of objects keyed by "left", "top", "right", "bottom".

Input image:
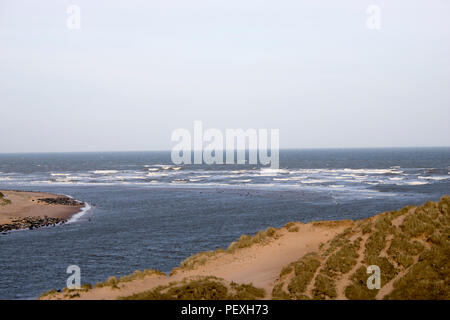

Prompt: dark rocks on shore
[
  {"left": 0, "top": 216, "right": 67, "bottom": 233},
  {"left": 37, "top": 197, "right": 82, "bottom": 206}
]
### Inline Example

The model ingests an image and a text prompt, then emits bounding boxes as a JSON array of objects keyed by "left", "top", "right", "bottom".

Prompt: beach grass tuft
[{"left": 120, "top": 276, "right": 265, "bottom": 300}]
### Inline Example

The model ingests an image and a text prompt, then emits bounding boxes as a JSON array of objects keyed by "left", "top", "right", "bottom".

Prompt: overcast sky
[{"left": 0, "top": 0, "right": 449, "bottom": 152}]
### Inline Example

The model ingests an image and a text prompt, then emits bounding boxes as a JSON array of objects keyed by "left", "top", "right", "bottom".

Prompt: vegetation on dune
[
  {"left": 272, "top": 253, "right": 322, "bottom": 299},
  {"left": 230, "top": 282, "right": 266, "bottom": 299},
  {"left": 272, "top": 196, "right": 450, "bottom": 300},
  {"left": 387, "top": 233, "right": 424, "bottom": 268},
  {"left": 345, "top": 196, "right": 450, "bottom": 300},
  {"left": 120, "top": 276, "right": 265, "bottom": 300},
  {"left": 344, "top": 266, "right": 378, "bottom": 300},
  {"left": 284, "top": 222, "right": 300, "bottom": 232},
  {"left": 322, "top": 238, "right": 360, "bottom": 277},
  {"left": 40, "top": 289, "right": 59, "bottom": 298},
  {"left": 119, "top": 269, "right": 166, "bottom": 283},
  {"left": 384, "top": 197, "right": 450, "bottom": 300},
  {"left": 312, "top": 274, "right": 337, "bottom": 300},
  {"left": 227, "top": 227, "right": 278, "bottom": 253},
  {"left": 385, "top": 244, "right": 450, "bottom": 300},
  {"left": 40, "top": 284, "right": 92, "bottom": 299}
]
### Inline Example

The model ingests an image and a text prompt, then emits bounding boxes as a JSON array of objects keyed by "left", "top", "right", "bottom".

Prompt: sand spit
[{"left": 0, "top": 190, "right": 84, "bottom": 232}]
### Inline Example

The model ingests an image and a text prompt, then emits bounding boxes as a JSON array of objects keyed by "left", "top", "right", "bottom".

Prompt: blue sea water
[{"left": 0, "top": 148, "right": 449, "bottom": 299}]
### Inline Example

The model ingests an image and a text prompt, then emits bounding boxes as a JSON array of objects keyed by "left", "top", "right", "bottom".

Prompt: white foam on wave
[
  {"left": 67, "top": 202, "right": 91, "bottom": 224},
  {"left": 92, "top": 170, "right": 119, "bottom": 174},
  {"left": 147, "top": 172, "right": 168, "bottom": 177},
  {"left": 403, "top": 181, "right": 429, "bottom": 186},
  {"left": 114, "top": 175, "right": 147, "bottom": 180},
  {"left": 230, "top": 179, "right": 252, "bottom": 183},
  {"left": 388, "top": 177, "right": 404, "bottom": 181},
  {"left": 418, "top": 176, "right": 449, "bottom": 181},
  {"left": 300, "top": 179, "right": 332, "bottom": 184},
  {"left": 148, "top": 164, "right": 182, "bottom": 170},
  {"left": 259, "top": 168, "right": 289, "bottom": 176}
]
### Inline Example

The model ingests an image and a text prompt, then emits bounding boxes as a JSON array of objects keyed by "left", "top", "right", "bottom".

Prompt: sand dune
[{"left": 41, "top": 195, "right": 450, "bottom": 300}]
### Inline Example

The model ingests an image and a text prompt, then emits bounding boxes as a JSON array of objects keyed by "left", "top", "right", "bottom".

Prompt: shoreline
[{"left": 0, "top": 190, "right": 85, "bottom": 232}]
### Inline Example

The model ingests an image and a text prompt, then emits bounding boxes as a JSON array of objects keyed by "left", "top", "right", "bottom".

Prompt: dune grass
[
  {"left": 120, "top": 276, "right": 265, "bottom": 300},
  {"left": 273, "top": 195, "right": 450, "bottom": 300},
  {"left": 322, "top": 238, "right": 360, "bottom": 277},
  {"left": 312, "top": 274, "right": 337, "bottom": 300}
]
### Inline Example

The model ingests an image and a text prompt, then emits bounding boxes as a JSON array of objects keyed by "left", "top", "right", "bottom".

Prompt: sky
[{"left": 0, "top": 0, "right": 449, "bottom": 152}]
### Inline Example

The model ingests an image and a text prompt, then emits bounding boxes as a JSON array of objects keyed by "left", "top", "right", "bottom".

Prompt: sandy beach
[{"left": 0, "top": 190, "right": 84, "bottom": 228}]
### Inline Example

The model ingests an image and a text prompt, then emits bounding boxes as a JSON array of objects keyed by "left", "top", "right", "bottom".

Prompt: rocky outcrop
[
  {"left": 0, "top": 216, "right": 67, "bottom": 233},
  {"left": 37, "top": 197, "right": 81, "bottom": 206}
]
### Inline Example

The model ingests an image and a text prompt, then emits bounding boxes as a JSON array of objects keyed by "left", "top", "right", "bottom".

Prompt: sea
[{"left": 0, "top": 148, "right": 449, "bottom": 299}]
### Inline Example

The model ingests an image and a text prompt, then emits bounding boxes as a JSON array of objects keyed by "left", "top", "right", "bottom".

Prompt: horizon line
[{"left": 1, "top": 145, "right": 449, "bottom": 155}]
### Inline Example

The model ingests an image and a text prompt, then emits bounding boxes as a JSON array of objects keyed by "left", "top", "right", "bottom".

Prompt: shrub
[
  {"left": 312, "top": 274, "right": 337, "bottom": 300},
  {"left": 385, "top": 245, "right": 450, "bottom": 300},
  {"left": 345, "top": 266, "right": 377, "bottom": 300},
  {"left": 230, "top": 282, "right": 265, "bottom": 299},
  {"left": 272, "top": 282, "right": 291, "bottom": 300},
  {"left": 365, "top": 231, "right": 386, "bottom": 258},
  {"left": 323, "top": 239, "right": 360, "bottom": 277},
  {"left": 39, "top": 289, "right": 58, "bottom": 298},
  {"left": 104, "top": 276, "right": 119, "bottom": 288}
]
